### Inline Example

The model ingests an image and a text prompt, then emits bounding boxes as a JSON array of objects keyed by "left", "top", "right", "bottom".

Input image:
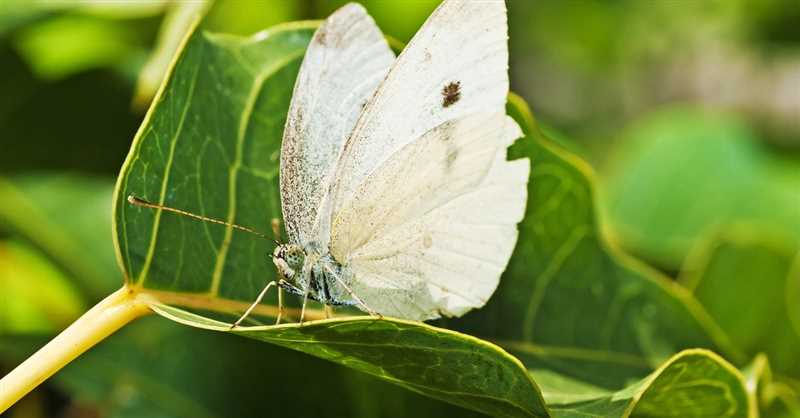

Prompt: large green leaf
[
  {"left": 113, "top": 22, "right": 548, "bottom": 418},
  {"left": 113, "top": 20, "right": 754, "bottom": 418},
  {"left": 152, "top": 303, "right": 545, "bottom": 418}
]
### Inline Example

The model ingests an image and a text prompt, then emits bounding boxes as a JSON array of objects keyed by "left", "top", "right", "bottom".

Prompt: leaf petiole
[{"left": 0, "top": 286, "right": 151, "bottom": 413}]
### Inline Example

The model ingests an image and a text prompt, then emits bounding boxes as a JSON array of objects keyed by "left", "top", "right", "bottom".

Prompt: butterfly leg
[
  {"left": 323, "top": 265, "right": 381, "bottom": 319},
  {"left": 324, "top": 305, "right": 334, "bottom": 319},
  {"left": 271, "top": 218, "right": 286, "bottom": 326},
  {"left": 299, "top": 289, "right": 310, "bottom": 323},
  {"left": 230, "top": 280, "right": 277, "bottom": 329},
  {"left": 275, "top": 283, "right": 284, "bottom": 325}
]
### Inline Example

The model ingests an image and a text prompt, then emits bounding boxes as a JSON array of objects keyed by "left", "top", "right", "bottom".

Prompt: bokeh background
[{"left": 1, "top": 1, "right": 798, "bottom": 417}]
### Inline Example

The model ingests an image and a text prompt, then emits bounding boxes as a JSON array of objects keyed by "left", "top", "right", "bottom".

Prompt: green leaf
[
  {"left": 599, "top": 108, "right": 800, "bottom": 268},
  {"left": 541, "top": 349, "right": 749, "bottom": 418},
  {"left": 113, "top": 22, "right": 548, "bottom": 418},
  {"left": 153, "top": 303, "right": 547, "bottom": 418},
  {"left": 679, "top": 226, "right": 800, "bottom": 379},
  {"left": 115, "top": 22, "right": 313, "bottom": 296}
]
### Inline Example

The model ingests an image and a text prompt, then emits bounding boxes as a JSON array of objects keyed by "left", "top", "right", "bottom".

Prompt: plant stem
[{"left": 0, "top": 286, "right": 151, "bottom": 413}]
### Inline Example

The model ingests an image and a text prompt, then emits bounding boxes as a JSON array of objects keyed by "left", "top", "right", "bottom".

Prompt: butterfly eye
[{"left": 286, "top": 250, "right": 304, "bottom": 268}]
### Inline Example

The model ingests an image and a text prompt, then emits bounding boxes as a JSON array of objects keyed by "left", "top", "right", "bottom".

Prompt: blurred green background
[{"left": 0, "top": 1, "right": 797, "bottom": 417}]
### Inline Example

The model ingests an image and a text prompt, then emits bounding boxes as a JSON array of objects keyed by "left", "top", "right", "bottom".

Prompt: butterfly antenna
[{"left": 127, "top": 194, "right": 280, "bottom": 245}]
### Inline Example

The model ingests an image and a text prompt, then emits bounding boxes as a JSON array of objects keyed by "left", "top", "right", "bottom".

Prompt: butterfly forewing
[
  {"left": 327, "top": 0, "right": 511, "bottom": 215},
  {"left": 280, "top": 3, "right": 395, "bottom": 245}
]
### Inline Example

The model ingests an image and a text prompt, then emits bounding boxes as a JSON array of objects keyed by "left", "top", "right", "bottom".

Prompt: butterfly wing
[
  {"left": 334, "top": 113, "right": 528, "bottom": 319},
  {"left": 280, "top": 3, "right": 394, "bottom": 245},
  {"left": 326, "top": 0, "right": 528, "bottom": 319}
]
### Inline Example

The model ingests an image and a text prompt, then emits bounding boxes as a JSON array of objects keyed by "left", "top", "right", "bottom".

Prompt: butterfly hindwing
[{"left": 332, "top": 113, "right": 528, "bottom": 319}]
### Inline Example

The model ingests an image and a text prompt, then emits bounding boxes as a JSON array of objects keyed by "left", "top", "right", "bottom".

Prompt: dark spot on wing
[{"left": 441, "top": 81, "right": 461, "bottom": 108}]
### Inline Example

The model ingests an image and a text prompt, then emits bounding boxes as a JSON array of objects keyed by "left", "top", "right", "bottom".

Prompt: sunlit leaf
[{"left": 113, "top": 22, "right": 549, "bottom": 418}]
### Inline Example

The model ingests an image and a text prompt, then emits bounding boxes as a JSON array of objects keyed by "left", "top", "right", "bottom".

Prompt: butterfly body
[{"left": 273, "top": 243, "right": 356, "bottom": 307}]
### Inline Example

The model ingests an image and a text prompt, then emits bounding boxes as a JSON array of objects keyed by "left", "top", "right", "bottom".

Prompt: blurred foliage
[
  {"left": 0, "top": 175, "right": 119, "bottom": 298},
  {"left": 0, "top": 0, "right": 798, "bottom": 417},
  {"left": 508, "top": 0, "right": 800, "bottom": 153},
  {"left": 0, "top": 240, "right": 85, "bottom": 333},
  {"left": 600, "top": 108, "right": 800, "bottom": 268},
  {"left": 680, "top": 227, "right": 800, "bottom": 377}
]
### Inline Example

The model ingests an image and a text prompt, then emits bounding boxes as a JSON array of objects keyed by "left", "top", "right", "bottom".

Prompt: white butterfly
[{"left": 252, "top": 0, "right": 531, "bottom": 324}]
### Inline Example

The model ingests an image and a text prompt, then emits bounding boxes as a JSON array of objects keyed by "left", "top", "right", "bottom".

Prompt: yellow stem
[{"left": 0, "top": 286, "right": 151, "bottom": 413}]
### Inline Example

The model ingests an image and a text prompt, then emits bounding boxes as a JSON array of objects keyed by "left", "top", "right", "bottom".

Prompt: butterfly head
[{"left": 272, "top": 243, "right": 305, "bottom": 281}]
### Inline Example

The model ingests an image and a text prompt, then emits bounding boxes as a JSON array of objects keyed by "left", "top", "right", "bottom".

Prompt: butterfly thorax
[{"left": 272, "top": 242, "right": 356, "bottom": 306}]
